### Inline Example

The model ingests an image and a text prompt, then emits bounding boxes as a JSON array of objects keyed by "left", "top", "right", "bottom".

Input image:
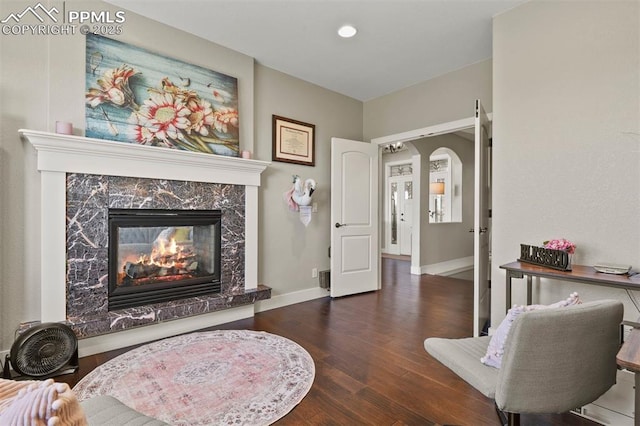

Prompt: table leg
[
  {"left": 506, "top": 272, "right": 512, "bottom": 313},
  {"left": 526, "top": 276, "right": 532, "bottom": 305},
  {"left": 633, "top": 372, "right": 640, "bottom": 426}
]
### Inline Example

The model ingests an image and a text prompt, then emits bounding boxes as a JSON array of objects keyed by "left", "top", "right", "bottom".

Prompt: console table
[
  {"left": 501, "top": 261, "right": 640, "bottom": 425},
  {"left": 500, "top": 261, "right": 640, "bottom": 313},
  {"left": 617, "top": 325, "right": 640, "bottom": 426}
]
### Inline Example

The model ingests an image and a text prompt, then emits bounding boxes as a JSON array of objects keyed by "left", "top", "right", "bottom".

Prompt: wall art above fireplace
[{"left": 85, "top": 34, "right": 239, "bottom": 156}]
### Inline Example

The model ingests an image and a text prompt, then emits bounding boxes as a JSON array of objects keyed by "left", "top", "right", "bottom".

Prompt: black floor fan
[{"left": 2, "top": 322, "right": 78, "bottom": 380}]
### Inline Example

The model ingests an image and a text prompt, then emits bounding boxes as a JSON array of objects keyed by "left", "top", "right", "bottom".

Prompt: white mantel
[
  {"left": 22, "top": 129, "right": 268, "bottom": 186},
  {"left": 21, "top": 129, "right": 270, "bottom": 325}
]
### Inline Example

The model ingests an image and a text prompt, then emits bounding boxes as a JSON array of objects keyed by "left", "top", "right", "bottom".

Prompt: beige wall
[
  {"left": 492, "top": 0, "right": 640, "bottom": 324},
  {"left": 0, "top": 0, "right": 362, "bottom": 352},
  {"left": 253, "top": 65, "right": 362, "bottom": 298},
  {"left": 0, "top": 1, "right": 49, "bottom": 355},
  {"left": 363, "top": 59, "right": 492, "bottom": 141}
]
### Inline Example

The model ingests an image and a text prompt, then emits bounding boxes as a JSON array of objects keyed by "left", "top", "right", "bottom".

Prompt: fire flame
[
  {"left": 154, "top": 237, "right": 178, "bottom": 257},
  {"left": 130, "top": 237, "right": 184, "bottom": 268},
  {"left": 117, "top": 225, "right": 201, "bottom": 286}
]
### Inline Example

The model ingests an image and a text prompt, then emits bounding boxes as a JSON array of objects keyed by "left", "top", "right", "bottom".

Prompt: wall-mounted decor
[
  {"left": 85, "top": 34, "right": 239, "bottom": 156},
  {"left": 272, "top": 115, "right": 315, "bottom": 166},
  {"left": 283, "top": 175, "right": 317, "bottom": 226}
]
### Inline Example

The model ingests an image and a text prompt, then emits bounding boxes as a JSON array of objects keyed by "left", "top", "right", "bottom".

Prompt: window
[{"left": 429, "top": 148, "right": 462, "bottom": 223}]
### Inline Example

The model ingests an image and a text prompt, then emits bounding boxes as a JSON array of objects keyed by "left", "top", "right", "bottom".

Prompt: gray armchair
[{"left": 424, "top": 299, "right": 623, "bottom": 426}]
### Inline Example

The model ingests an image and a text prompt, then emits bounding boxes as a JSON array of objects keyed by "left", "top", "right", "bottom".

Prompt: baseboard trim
[
  {"left": 255, "top": 287, "right": 329, "bottom": 312},
  {"left": 420, "top": 256, "right": 474, "bottom": 276},
  {"left": 77, "top": 305, "right": 255, "bottom": 357}
]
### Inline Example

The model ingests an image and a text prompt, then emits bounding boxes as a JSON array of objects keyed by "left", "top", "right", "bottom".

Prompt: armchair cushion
[
  {"left": 81, "top": 395, "right": 169, "bottom": 426},
  {"left": 495, "top": 300, "right": 621, "bottom": 413},
  {"left": 425, "top": 335, "right": 498, "bottom": 398},
  {"left": 481, "top": 292, "right": 581, "bottom": 368}
]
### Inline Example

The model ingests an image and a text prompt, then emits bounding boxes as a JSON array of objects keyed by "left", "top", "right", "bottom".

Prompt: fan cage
[{"left": 10, "top": 323, "right": 78, "bottom": 377}]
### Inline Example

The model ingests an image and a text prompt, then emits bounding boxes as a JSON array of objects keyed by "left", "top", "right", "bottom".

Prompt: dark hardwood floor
[{"left": 59, "top": 258, "right": 600, "bottom": 426}]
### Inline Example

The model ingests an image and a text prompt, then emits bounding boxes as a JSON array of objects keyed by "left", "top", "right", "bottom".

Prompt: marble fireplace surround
[{"left": 21, "top": 129, "right": 270, "bottom": 355}]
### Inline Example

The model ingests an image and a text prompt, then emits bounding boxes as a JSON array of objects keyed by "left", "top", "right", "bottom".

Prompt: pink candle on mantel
[
  {"left": 241, "top": 150, "right": 252, "bottom": 159},
  {"left": 55, "top": 121, "right": 73, "bottom": 135}
]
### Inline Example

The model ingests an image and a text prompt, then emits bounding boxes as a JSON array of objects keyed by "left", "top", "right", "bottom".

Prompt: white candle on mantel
[{"left": 55, "top": 121, "right": 73, "bottom": 135}]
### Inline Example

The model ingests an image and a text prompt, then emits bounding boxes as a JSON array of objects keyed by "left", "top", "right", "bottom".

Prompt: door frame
[
  {"left": 373, "top": 116, "right": 475, "bottom": 275},
  {"left": 371, "top": 113, "right": 492, "bottom": 274},
  {"left": 473, "top": 100, "right": 491, "bottom": 336},
  {"left": 372, "top": 112, "right": 493, "bottom": 333}
]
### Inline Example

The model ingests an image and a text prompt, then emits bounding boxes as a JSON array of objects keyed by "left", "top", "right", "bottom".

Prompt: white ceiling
[{"left": 104, "top": 0, "right": 528, "bottom": 101}]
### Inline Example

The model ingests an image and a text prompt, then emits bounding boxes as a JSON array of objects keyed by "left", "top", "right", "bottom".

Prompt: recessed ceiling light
[{"left": 338, "top": 25, "right": 357, "bottom": 38}]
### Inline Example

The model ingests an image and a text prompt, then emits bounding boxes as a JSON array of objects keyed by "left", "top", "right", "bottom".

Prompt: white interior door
[
  {"left": 386, "top": 178, "right": 400, "bottom": 255},
  {"left": 474, "top": 99, "right": 491, "bottom": 336},
  {"left": 399, "top": 179, "right": 413, "bottom": 255},
  {"left": 386, "top": 174, "right": 413, "bottom": 256},
  {"left": 330, "top": 137, "right": 379, "bottom": 297}
]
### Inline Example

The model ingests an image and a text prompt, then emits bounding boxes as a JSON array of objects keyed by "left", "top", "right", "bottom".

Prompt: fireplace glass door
[{"left": 108, "top": 209, "right": 222, "bottom": 310}]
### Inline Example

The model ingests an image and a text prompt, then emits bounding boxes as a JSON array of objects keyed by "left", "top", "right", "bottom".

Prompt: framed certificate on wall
[{"left": 272, "top": 115, "right": 315, "bottom": 166}]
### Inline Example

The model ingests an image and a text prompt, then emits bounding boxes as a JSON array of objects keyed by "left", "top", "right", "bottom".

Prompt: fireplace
[
  {"left": 108, "top": 209, "right": 222, "bottom": 310},
  {"left": 23, "top": 129, "right": 271, "bottom": 343}
]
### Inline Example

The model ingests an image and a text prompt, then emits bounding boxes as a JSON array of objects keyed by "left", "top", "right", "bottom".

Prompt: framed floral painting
[{"left": 85, "top": 34, "right": 239, "bottom": 156}]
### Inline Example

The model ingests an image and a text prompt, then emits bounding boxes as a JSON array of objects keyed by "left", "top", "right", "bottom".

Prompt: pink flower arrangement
[{"left": 543, "top": 238, "right": 576, "bottom": 254}]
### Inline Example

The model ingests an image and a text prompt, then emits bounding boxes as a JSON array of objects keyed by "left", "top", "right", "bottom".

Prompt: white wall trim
[
  {"left": 255, "top": 287, "right": 328, "bottom": 312},
  {"left": 371, "top": 113, "right": 492, "bottom": 147},
  {"left": 410, "top": 153, "right": 422, "bottom": 274},
  {"left": 420, "top": 256, "right": 474, "bottom": 276},
  {"left": 21, "top": 129, "right": 270, "bottom": 186},
  {"left": 78, "top": 305, "right": 255, "bottom": 357},
  {"left": 372, "top": 117, "right": 476, "bottom": 146}
]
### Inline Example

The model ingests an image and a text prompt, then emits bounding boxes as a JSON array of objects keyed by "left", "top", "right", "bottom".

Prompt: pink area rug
[{"left": 73, "top": 330, "right": 315, "bottom": 425}]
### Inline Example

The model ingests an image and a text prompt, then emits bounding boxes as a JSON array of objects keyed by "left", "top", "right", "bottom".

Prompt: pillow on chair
[{"left": 481, "top": 292, "right": 581, "bottom": 368}]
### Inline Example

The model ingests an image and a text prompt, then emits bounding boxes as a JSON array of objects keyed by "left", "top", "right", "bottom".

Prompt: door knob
[
  {"left": 335, "top": 222, "right": 346, "bottom": 228},
  {"left": 469, "top": 227, "right": 488, "bottom": 234}
]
